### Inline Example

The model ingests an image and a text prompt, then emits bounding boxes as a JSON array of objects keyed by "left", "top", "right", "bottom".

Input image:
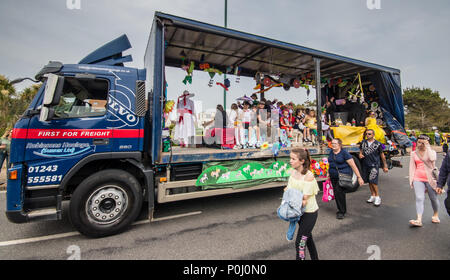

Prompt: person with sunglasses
[
  {"left": 408, "top": 135, "right": 441, "bottom": 226},
  {"left": 359, "top": 129, "right": 388, "bottom": 206}
]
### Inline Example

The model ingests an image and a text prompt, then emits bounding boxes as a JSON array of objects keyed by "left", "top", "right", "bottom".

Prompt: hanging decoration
[
  {"left": 216, "top": 78, "right": 231, "bottom": 91},
  {"left": 180, "top": 50, "right": 187, "bottom": 65},
  {"left": 234, "top": 66, "right": 241, "bottom": 83},
  {"left": 208, "top": 72, "right": 215, "bottom": 87},
  {"left": 182, "top": 61, "right": 195, "bottom": 85},
  {"left": 347, "top": 73, "right": 364, "bottom": 103},
  {"left": 164, "top": 100, "right": 175, "bottom": 114}
]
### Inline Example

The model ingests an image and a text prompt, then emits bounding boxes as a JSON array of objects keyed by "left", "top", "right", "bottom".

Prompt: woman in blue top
[{"left": 328, "top": 138, "right": 364, "bottom": 219}]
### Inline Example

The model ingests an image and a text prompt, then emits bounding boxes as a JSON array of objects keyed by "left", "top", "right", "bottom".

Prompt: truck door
[{"left": 24, "top": 75, "right": 113, "bottom": 187}]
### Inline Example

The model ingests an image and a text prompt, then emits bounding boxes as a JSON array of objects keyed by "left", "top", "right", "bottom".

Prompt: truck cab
[{"left": 6, "top": 36, "right": 152, "bottom": 237}]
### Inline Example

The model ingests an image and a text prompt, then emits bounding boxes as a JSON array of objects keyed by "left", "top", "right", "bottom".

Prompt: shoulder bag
[{"left": 333, "top": 152, "right": 354, "bottom": 189}]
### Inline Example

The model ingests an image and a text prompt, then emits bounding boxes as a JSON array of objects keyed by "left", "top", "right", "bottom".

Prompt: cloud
[{"left": 1, "top": 0, "right": 449, "bottom": 103}]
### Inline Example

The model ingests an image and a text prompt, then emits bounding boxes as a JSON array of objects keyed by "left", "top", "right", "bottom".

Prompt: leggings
[
  {"left": 413, "top": 181, "right": 440, "bottom": 215},
  {"left": 295, "top": 211, "right": 319, "bottom": 260}
]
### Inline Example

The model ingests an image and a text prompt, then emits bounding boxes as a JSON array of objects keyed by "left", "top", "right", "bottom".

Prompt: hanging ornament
[
  {"left": 180, "top": 50, "right": 187, "bottom": 65},
  {"left": 234, "top": 66, "right": 241, "bottom": 83},
  {"left": 164, "top": 100, "right": 175, "bottom": 114},
  {"left": 216, "top": 82, "right": 229, "bottom": 91},
  {"left": 200, "top": 63, "right": 210, "bottom": 70},
  {"left": 217, "top": 78, "right": 231, "bottom": 91},
  {"left": 208, "top": 72, "right": 215, "bottom": 87},
  {"left": 263, "top": 76, "right": 272, "bottom": 87},
  {"left": 182, "top": 61, "right": 194, "bottom": 85},
  {"left": 182, "top": 75, "right": 192, "bottom": 85}
]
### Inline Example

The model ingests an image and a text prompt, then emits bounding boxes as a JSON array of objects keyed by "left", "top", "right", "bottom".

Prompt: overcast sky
[{"left": 1, "top": 0, "right": 449, "bottom": 111}]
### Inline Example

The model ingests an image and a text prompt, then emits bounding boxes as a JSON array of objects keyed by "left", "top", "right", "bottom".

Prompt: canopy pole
[
  {"left": 223, "top": 0, "right": 228, "bottom": 109},
  {"left": 314, "top": 57, "right": 322, "bottom": 144}
]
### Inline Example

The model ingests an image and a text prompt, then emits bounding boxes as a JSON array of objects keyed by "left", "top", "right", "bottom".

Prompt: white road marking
[
  {"left": 0, "top": 211, "right": 202, "bottom": 247},
  {"left": 151, "top": 211, "right": 202, "bottom": 222},
  {"left": 0, "top": 232, "right": 79, "bottom": 247}
]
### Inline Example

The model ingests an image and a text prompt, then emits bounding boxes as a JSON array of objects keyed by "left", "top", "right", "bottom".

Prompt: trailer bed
[{"left": 159, "top": 145, "right": 361, "bottom": 164}]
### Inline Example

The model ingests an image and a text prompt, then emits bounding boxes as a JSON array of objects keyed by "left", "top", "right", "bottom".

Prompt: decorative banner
[
  {"left": 196, "top": 157, "right": 330, "bottom": 190},
  {"left": 196, "top": 159, "right": 292, "bottom": 189}
]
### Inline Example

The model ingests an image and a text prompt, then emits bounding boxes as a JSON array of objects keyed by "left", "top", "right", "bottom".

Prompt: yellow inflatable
[
  {"left": 331, "top": 126, "right": 366, "bottom": 145},
  {"left": 365, "top": 117, "right": 386, "bottom": 143}
]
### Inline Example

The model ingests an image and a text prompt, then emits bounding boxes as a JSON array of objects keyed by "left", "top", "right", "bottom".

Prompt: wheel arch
[{"left": 59, "top": 152, "right": 150, "bottom": 198}]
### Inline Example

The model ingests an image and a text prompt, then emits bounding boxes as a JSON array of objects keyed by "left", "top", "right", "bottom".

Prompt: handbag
[
  {"left": 322, "top": 179, "right": 335, "bottom": 202},
  {"left": 333, "top": 153, "right": 354, "bottom": 189}
]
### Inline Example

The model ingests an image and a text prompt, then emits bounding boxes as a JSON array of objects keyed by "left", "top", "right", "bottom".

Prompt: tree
[
  {"left": 403, "top": 87, "right": 450, "bottom": 131},
  {"left": 0, "top": 75, "right": 41, "bottom": 136}
]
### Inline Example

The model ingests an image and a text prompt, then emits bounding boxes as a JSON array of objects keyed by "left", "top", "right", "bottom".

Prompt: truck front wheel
[{"left": 69, "top": 169, "right": 143, "bottom": 238}]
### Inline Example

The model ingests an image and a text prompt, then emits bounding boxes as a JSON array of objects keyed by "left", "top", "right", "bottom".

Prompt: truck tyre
[
  {"left": 69, "top": 169, "right": 143, "bottom": 238},
  {"left": 345, "top": 155, "right": 363, "bottom": 193}
]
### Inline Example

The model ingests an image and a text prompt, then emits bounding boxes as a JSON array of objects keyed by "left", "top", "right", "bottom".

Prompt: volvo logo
[{"left": 108, "top": 95, "right": 138, "bottom": 127}]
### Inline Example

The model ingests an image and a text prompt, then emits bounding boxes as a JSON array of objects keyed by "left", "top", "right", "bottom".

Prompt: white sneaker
[
  {"left": 367, "top": 196, "right": 375, "bottom": 203},
  {"left": 374, "top": 197, "right": 381, "bottom": 207}
]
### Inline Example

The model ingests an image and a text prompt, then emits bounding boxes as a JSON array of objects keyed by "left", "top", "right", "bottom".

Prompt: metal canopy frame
[{"left": 156, "top": 12, "right": 401, "bottom": 143}]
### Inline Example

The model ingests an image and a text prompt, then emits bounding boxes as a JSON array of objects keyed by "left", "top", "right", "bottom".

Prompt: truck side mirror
[{"left": 40, "top": 74, "right": 64, "bottom": 122}]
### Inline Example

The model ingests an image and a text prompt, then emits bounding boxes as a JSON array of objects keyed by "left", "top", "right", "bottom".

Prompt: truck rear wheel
[{"left": 69, "top": 169, "right": 143, "bottom": 238}]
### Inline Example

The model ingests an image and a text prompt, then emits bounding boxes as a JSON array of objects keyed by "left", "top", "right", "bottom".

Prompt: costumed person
[
  {"left": 203, "top": 104, "right": 231, "bottom": 148},
  {"left": 365, "top": 111, "right": 386, "bottom": 143},
  {"left": 321, "top": 108, "right": 333, "bottom": 141},
  {"left": 241, "top": 101, "right": 252, "bottom": 148},
  {"left": 174, "top": 90, "right": 196, "bottom": 147},
  {"left": 443, "top": 134, "right": 449, "bottom": 154},
  {"left": 257, "top": 101, "right": 269, "bottom": 145},
  {"left": 229, "top": 103, "right": 243, "bottom": 149},
  {"left": 325, "top": 98, "right": 336, "bottom": 124},
  {"left": 434, "top": 130, "right": 441, "bottom": 146},
  {"left": 304, "top": 110, "right": 317, "bottom": 142},
  {"left": 249, "top": 104, "right": 260, "bottom": 148},
  {"left": 0, "top": 130, "right": 12, "bottom": 174},
  {"left": 293, "top": 108, "right": 306, "bottom": 135},
  {"left": 280, "top": 109, "right": 294, "bottom": 139}
]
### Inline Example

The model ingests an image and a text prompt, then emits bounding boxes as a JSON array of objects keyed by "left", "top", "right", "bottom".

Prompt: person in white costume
[{"left": 174, "top": 90, "right": 196, "bottom": 147}]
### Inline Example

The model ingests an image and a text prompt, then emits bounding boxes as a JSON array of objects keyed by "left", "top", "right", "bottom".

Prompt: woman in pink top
[{"left": 408, "top": 135, "right": 440, "bottom": 227}]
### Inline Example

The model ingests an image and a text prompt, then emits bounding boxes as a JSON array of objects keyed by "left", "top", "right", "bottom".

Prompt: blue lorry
[{"left": 6, "top": 12, "right": 408, "bottom": 237}]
